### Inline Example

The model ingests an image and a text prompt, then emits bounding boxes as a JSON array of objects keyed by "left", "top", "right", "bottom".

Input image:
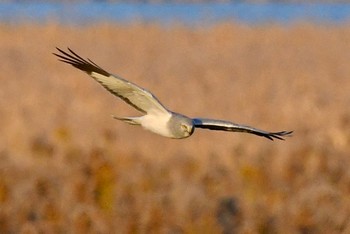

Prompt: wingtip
[
  {"left": 67, "top": 47, "right": 74, "bottom": 54},
  {"left": 269, "top": 130, "right": 293, "bottom": 141},
  {"left": 55, "top": 47, "right": 64, "bottom": 53},
  {"left": 54, "top": 47, "right": 74, "bottom": 55},
  {"left": 53, "top": 47, "right": 61, "bottom": 56}
]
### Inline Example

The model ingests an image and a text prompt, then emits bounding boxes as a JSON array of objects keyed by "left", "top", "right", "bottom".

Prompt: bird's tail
[{"left": 112, "top": 115, "right": 141, "bottom": 125}]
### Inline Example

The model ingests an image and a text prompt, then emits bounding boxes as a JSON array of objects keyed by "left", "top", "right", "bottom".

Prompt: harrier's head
[{"left": 168, "top": 113, "right": 194, "bottom": 139}]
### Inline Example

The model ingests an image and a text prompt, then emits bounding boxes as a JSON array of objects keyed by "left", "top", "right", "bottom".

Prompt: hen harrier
[{"left": 53, "top": 48, "right": 292, "bottom": 140}]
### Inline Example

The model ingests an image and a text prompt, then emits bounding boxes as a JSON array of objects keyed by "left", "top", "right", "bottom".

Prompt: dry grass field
[{"left": 1, "top": 22, "right": 350, "bottom": 233}]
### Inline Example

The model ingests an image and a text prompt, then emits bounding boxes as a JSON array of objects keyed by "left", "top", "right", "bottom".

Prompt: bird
[{"left": 53, "top": 48, "right": 292, "bottom": 141}]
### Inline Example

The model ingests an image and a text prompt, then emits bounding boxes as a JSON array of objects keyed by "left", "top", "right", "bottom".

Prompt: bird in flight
[{"left": 53, "top": 48, "right": 292, "bottom": 141}]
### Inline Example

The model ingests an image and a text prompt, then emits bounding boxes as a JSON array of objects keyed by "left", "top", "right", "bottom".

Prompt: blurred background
[{"left": 1, "top": 1, "right": 350, "bottom": 233}]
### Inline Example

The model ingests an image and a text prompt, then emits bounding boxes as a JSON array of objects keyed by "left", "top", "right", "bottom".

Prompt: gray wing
[
  {"left": 193, "top": 118, "right": 292, "bottom": 141},
  {"left": 53, "top": 47, "right": 169, "bottom": 114}
]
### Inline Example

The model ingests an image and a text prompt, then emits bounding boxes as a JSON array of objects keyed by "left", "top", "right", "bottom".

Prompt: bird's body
[
  {"left": 53, "top": 48, "right": 292, "bottom": 141},
  {"left": 135, "top": 111, "right": 174, "bottom": 138},
  {"left": 145, "top": 113, "right": 173, "bottom": 137}
]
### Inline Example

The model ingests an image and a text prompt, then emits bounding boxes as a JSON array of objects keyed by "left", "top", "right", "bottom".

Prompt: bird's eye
[{"left": 181, "top": 124, "right": 188, "bottom": 132}]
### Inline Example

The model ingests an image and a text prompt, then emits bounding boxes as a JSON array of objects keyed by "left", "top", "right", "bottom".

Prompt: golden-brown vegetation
[{"left": 1, "top": 22, "right": 350, "bottom": 233}]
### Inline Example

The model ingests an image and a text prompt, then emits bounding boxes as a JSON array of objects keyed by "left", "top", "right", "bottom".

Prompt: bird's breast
[{"left": 140, "top": 112, "right": 174, "bottom": 138}]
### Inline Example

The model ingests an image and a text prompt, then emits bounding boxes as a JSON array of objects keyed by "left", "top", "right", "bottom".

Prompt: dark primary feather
[
  {"left": 53, "top": 47, "right": 110, "bottom": 77},
  {"left": 193, "top": 118, "right": 293, "bottom": 141}
]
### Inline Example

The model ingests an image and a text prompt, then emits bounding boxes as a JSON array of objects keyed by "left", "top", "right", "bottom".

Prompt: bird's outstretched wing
[
  {"left": 193, "top": 118, "right": 292, "bottom": 140},
  {"left": 53, "top": 47, "right": 169, "bottom": 114}
]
